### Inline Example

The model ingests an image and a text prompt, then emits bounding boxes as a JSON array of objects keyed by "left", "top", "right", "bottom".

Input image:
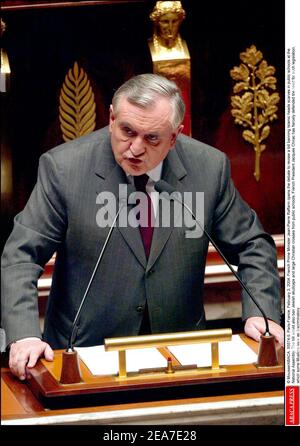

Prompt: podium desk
[{"left": 1, "top": 335, "right": 284, "bottom": 425}]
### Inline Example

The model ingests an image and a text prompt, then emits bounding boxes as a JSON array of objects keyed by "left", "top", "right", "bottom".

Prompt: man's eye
[
  {"left": 122, "top": 128, "right": 134, "bottom": 136},
  {"left": 146, "top": 135, "right": 159, "bottom": 143}
]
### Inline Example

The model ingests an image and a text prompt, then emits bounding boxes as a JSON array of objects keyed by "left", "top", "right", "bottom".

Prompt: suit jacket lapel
[
  {"left": 147, "top": 146, "right": 187, "bottom": 272},
  {"left": 95, "top": 141, "right": 147, "bottom": 268}
]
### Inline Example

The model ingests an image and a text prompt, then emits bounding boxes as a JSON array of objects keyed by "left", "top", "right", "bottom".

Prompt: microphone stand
[
  {"left": 60, "top": 197, "right": 128, "bottom": 384},
  {"left": 155, "top": 181, "right": 279, "bottom": 368}
]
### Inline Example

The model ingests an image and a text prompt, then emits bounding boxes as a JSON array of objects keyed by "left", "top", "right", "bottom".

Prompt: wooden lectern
[
  {"left": 15, "top": 331, "right": 283, "bottom": 411},
  {"left": 1, "top": 331, "right": 284, "bottom": 424}
]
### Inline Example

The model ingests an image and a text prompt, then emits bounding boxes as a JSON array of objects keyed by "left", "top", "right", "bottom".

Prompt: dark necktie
[
  {"left": 134, "top": 174, "right": 153, "bottom": 335},
  {"left": 134, "top": 174, "right": 154, "bottom": 259}
]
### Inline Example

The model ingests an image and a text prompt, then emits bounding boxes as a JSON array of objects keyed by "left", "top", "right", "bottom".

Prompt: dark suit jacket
[{"left": 1, "top": 127, "right": 281, "bottom": 348}]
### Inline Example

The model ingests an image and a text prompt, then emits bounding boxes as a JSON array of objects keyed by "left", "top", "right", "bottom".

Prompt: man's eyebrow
[
  {"left": 119, "top": 121, "right": 132, "bottom": 127},
  {"left": 119, "top": 123, "right": 160, "bottom": 137},
  {"left": 145, "top": 132, "right": 159, "bottom": 138}
]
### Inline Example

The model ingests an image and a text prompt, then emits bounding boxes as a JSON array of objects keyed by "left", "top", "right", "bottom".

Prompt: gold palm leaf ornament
[
  {"left": 230, "top": 45, "right": 280, "bottom": 181},
  {"left": 59, "top": 61, "right": 96, "bottom": 142}
]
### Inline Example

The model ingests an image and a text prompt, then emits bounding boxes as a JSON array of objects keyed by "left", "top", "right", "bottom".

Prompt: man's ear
[
  {"left": 109, "top": 105, "right": 115, "bottom": 131},
  {"left": 170, "top": 124, "right": 184, "bottom": 147}
]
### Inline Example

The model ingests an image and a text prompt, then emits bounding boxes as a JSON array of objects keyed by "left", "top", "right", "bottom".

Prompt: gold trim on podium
[{"left": 105, "top": 328, "right": 232, "bottom": 379}]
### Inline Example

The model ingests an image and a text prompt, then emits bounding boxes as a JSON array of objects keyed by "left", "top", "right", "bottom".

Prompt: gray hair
[{"left": 112, "top": 73, "right": 185, "bottom": 129}]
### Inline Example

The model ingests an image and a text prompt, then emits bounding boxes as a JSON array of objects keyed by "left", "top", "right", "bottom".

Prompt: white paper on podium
[
  {"left": 168, "top": 334, "right": 257, "bottom": 367},
  {"left": 75, "top": 345, "right": 167, "bottom": 376}
]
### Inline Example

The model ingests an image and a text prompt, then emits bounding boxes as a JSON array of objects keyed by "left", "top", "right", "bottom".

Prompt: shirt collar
[{"left": 146, "top": 162, "right": 163, "bottom": 182}]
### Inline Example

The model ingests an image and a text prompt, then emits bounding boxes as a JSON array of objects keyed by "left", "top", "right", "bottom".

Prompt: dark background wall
[{"left": 1, "top": 0, "right": 285, "bottom": 250}]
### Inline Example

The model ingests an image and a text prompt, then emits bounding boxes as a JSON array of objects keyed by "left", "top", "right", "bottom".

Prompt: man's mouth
[{"left": 126, "top": 157, "right": 143, "bottom": 165}]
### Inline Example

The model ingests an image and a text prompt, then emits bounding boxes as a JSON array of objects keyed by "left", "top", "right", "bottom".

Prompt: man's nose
[{"left": 130, "top": 137, "right": 145, "bottom": 156}]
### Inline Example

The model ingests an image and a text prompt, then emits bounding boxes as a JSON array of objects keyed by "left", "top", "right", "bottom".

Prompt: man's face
[{"left": 109, "top": 96, "right": 182, "bottom": 176}]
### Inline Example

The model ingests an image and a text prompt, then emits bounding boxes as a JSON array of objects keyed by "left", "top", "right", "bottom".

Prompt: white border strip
[{"left": 2, "top": 396, "right": 283, "bottom": 425}]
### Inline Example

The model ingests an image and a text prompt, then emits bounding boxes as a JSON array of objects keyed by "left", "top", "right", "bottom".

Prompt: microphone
[
  {"left": 60, "top": 185, "right": 134, "bottom": 384},
  {"left": 154, "top": 180, "right": 279, "bottom": 367}
]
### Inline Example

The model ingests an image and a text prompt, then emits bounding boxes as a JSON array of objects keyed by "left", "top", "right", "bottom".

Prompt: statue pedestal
[{"left": 149, "top": 40, "right": 191, "bottom": 135}]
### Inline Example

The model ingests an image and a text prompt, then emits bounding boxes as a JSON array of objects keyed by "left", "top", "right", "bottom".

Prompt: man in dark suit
[{"left": 1, "top": 74, "right": 283, "bottom": 381}]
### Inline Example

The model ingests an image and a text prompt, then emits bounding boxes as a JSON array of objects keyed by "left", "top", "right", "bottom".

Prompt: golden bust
[{"left": 148, "top": 1, "right": 189, "bottom": 62}]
